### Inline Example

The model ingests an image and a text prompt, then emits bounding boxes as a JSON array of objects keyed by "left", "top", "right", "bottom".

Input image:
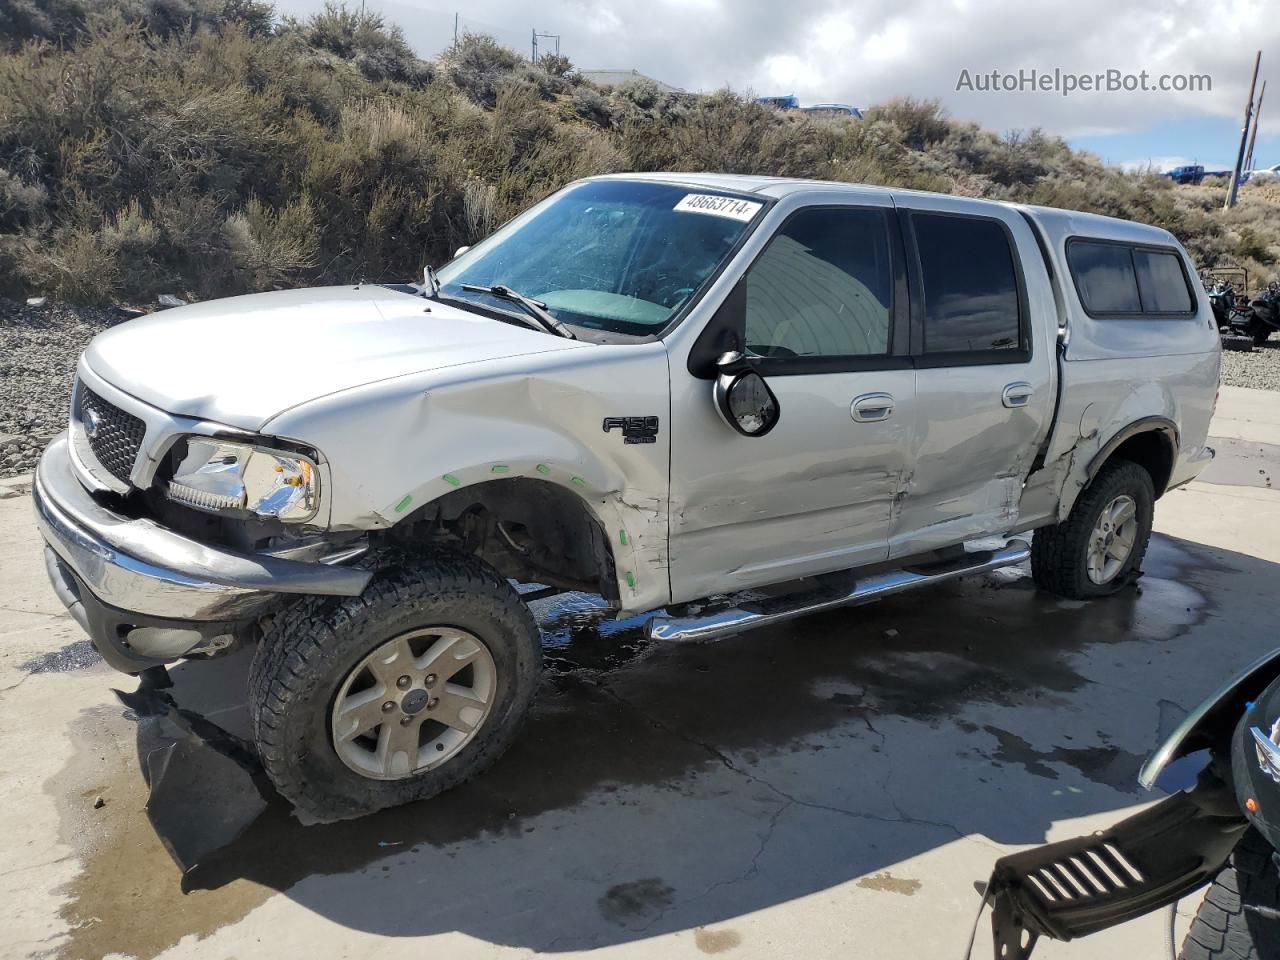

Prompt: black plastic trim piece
[{"left": 985, "top": 770, "right": 1246, "bottom": 958}]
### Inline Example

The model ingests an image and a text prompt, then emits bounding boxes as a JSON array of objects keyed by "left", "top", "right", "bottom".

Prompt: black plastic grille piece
[{"left": 78, "top": 384, "right": 145, "bottom": 485}]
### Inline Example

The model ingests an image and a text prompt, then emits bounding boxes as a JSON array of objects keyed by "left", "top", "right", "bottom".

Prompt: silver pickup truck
[{"left": 33, "top": 174, "right": 1219, "bottom": 819}]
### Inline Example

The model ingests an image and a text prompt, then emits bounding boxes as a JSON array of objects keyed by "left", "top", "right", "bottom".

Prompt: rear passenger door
[{"left": 890, "top": 202, "right": 1055, "bottom": 555}]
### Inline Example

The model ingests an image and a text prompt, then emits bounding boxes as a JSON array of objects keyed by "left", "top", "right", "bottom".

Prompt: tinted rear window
[
  {"left": 913, "top": 213, "right": 1022, "bottom": 354},
  {"left": 1134, "top": 249, "right": 1193, "bottom": 313},
  {"left": 1068, "top": 241, "right": 1141, "bottom": 313},
  {"left": 1068, "top": 240, "right": 1194, "bottom": 315}
]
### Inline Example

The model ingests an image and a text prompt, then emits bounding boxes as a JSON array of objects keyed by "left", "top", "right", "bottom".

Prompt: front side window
[
  {"left": 743, "top": 207, "right": 893, "bottom": 359},
  {"left": 435, "top": 180, "right": 763, "bottom": 336},
  {"left": 912, "top": 213, "right": 1022, "bottom": 355}
]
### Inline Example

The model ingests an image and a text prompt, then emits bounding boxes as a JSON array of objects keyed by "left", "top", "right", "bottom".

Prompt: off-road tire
[
  {"left": 1180, "top": 828, "right": 1280, "bottom": 960},
  {"left": 1222, "top": 334, "right": 1257, "bottom": 353},
  {"left": 1030, "top": 458, "right": 1155, "bottom": 599},
  {"left": 249, "top": 549, "right": 541, "bottom": 821},
  {"left": 1248, "top": 318, "right": 1274, "bottom": 346}
]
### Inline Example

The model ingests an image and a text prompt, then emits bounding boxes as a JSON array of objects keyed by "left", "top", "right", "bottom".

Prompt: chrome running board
[{"left": 648, "top": 539, "right": 1031, "bottom": 643}]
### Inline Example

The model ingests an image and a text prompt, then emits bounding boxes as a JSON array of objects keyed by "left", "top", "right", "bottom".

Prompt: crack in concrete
[{"left": 636, "top": 796, "right": 794, "bottom": 933}]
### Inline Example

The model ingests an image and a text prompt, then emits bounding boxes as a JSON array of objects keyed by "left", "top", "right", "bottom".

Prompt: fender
[
  {"left": 1084, "top": 415, "right": 1179, "bottom": 492},
  {"left": 1139, "top": 646, "right": 1280, "bottom": 790}
]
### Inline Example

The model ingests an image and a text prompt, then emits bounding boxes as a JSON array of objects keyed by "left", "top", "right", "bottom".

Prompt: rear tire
[
  {"left": 1180, "top": 828, "right": 1280, "bottom": 960},
  {"left": 1031, "top": 458, "right": 1154, "bottom": 599},
  {"left": 249, "top": 549, "right": 542, "bottom": 822}
]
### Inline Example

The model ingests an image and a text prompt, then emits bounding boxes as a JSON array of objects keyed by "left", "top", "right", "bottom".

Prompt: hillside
[{"left": 1, "top": 0, "right": 1278, "bottom": 306}]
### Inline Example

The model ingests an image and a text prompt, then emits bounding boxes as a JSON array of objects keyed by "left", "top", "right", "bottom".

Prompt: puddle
[
  {"left": 46, "top": 535, "right": 1222, "bottom": 959},
  {"left": 982, "top": 725, "right": 1146, "bottom": 792}
]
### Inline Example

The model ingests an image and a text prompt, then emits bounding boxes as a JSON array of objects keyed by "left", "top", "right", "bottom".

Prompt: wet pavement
[{"left": 3, "top": 385, "right": 1280, "bottom": 960}]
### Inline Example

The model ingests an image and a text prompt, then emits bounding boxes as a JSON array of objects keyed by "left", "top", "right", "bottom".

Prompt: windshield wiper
[{"left": 460, "top": 284, "right": 577, "bottom": 339}]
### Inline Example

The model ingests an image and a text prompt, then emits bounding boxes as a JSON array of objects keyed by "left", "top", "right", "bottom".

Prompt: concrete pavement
[{"left": 3, "top": 385, "right": 1280, "bottom": 960}]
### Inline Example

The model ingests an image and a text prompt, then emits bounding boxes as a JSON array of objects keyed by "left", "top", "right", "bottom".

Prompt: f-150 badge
[{"left": 603, "top": 416, "right": 659, "bottom": 444}]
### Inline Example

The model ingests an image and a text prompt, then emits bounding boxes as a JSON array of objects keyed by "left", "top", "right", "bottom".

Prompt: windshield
[{"left": 435, "top": 180, "right": 764, "bottom": 336}]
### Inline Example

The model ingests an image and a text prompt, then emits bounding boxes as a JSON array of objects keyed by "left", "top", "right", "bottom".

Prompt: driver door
[{"left": 668, "top": 201, "right": 918, "bottom": 604}]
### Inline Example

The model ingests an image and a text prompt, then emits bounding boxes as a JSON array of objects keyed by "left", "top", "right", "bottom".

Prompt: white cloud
[{"left": 276, "top": 0, "right": 1280, "bottom": 138}]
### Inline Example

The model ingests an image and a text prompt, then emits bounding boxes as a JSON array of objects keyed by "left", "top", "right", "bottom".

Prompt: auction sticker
[{"left": 673, "top": 194, "right": 763, "bottom": 222}]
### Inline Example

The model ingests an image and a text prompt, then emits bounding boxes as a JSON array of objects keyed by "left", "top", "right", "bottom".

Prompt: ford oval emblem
[{"left": 83, "top": 405, "right": 102, "bottom": 440}]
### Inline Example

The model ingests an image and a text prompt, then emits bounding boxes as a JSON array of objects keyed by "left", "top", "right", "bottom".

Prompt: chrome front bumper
[{"left": 34, "top": 433, "right": 371, "bottom": 672}]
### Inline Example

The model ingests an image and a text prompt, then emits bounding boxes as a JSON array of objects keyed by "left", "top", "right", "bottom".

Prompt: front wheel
[
  {"left": 1031, "top": 459, "right": 1155, "bottom": 599},
  {"left": 249, "top": 549, "right": 542, "bottom": 821},
  {"left": 1181, "top": 828, "right": 1280, "bottom": 959}
]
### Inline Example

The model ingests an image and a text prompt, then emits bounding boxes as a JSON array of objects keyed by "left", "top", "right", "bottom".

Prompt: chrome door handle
[
  {"left": 1002, "top": 382, "right": 1033, "bottom": 408},
  {"left": 851, "top": 392, "right": 895, "bottom": 422}
]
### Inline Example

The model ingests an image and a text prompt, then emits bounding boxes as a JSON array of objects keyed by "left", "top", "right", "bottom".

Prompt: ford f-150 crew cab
[{"left": 33, "top": 173, "right": 1220, "bottom": 819}]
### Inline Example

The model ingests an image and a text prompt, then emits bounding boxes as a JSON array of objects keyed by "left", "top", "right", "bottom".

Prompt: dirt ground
[{"left": 3, "top": 385, "right": 1280, "bottom": 960}]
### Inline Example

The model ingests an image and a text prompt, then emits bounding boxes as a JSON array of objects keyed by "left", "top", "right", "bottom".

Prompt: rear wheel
[
  {"left": 1181, "top": 828, "right": 1280, "bottom": 959},
  {"left": 249, "top": 549, "right": 542, "bottom": 821},
  {"left": 1031, "top": 459, "right": 1155, "bottom": 599}
]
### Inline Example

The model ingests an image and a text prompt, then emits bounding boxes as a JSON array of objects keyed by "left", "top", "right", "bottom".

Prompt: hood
[{"left": 85, "top": 286, "right": 589, "bottom": 431}]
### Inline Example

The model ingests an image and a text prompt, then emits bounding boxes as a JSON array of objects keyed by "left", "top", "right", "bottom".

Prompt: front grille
[{"left": 78, "top": 384, "right": 145, "bottom": 486}]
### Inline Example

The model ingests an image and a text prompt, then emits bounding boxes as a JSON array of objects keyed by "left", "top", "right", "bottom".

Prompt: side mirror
[
  {"left": 713, "top": 351, "right": 780, "bottom": 437},
  {"left": 454, "top": 246, "right": 471, "bottom": 259}
]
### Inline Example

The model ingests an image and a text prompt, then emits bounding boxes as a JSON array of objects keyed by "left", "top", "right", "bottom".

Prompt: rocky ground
[
  {"left": 3, "top": 300, "right": 1280, "bottom": 480},
  {"left": 1220, "top": 338, "right": 1280, "bottom": 391},
  {"left": 0, "top": 300, "right": 128, "bottom": 478}
]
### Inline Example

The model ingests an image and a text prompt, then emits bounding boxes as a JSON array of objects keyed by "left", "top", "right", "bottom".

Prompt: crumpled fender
[{"left": 264, "top": 342, "right": 673, "bottom": 615}]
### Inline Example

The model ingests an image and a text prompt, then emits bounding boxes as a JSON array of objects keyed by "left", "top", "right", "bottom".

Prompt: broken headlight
[{"left": 165, "top": 438, "right": 321, "bottom": 522}]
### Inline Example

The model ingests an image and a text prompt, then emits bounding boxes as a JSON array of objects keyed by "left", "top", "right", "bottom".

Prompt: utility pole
[
  {"left": 1226, "top": 50, "right": 1262, "bottom": 210},
  {"left": 1245, "top": 80, "right": 1267, "bottom": 175},
  {"left": 453, "top": 12, "right": 458, "bottom": 45}
]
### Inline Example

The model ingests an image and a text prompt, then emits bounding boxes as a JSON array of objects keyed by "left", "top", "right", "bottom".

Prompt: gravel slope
[{"left": 0, "top": 300, "right": 126, "bottom": 478}]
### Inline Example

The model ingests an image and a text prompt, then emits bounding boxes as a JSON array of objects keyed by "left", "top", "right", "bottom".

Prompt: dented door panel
[
  {"left": 667, "top": 368, "right": 916, "bottom": 604},
  {"left": 892, "top": 361, "right": 1052, "bottom": 554}
]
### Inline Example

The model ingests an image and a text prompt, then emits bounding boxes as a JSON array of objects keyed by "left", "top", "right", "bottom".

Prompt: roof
[
  {"left": 578, "top": 69, "right": 684, "bottom": 93},
  {"left": 584, "top": 173, "right": 1179, "bottom": 244}
]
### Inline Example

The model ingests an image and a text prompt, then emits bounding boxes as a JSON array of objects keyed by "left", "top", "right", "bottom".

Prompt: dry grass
[{"left": 1, "top": 1, "right": 1277, "bottom": 305}]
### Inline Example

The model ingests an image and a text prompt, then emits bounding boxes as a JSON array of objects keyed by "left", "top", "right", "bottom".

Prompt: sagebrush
[{"left": 1, "top": 0, "right": 1276, "bottom": 305}]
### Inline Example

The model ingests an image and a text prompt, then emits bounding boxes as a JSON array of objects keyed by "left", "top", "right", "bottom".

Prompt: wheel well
[
  {"left": 379, "top": 478, "right": 620, "bottom": 606},
  {"left": 1106, "top": 430, "right": 1176, "bottom": 498}
]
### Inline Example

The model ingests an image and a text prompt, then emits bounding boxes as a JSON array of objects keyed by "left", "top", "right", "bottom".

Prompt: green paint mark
[
  {"left": 536, "top": 463, "right": 551, "bottom": 476},
  {"left": 442, "top": 473, "right": 460, "bottom": 487},
  {"left": 571, "top": 476, "right": 586, "bottom": 487},
  {"left": 491, "top": 464, "right": 510, "bottom": 474},
  {"left": 394, "top": 495, "right": 413, "bottom": 513},
  {"left": 625, "top": 571, "right": 636, "bottom": 589},
  {"left": 619, "top": 529, "right": 628, "bottom": 546}
]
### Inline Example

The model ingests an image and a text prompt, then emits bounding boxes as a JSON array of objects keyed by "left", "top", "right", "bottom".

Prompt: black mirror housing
[{"left": 714, "top": 360, "right": 780, "bottom": 437}]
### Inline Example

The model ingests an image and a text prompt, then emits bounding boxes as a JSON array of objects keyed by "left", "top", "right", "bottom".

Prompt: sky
[{"left": 276, "top": 0, "right": 1280, "bottom": 173}]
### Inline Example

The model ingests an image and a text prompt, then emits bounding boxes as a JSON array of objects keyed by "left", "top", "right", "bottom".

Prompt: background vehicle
[
  {"left": 981, "top": 650, "right": 1280, "bottom": 959},
  {"left": 1242, "top": 161, "right": 1280, "bottom": 184},
  {"left": 33, "top": 174, "right": 1220, "bottom": 820},
  {"left": 1164, "top": 165, "right": 1207, "bottom": 185}
]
